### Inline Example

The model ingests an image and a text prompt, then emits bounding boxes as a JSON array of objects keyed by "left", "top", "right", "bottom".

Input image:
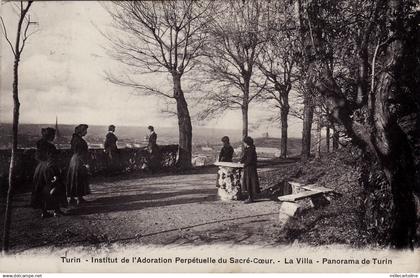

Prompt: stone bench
[
  {"left": 278, "top": 189, "right": 324, "bottom": 202},
  {"left": 277, "top": 182, "right": 335, "bottom": 225}
]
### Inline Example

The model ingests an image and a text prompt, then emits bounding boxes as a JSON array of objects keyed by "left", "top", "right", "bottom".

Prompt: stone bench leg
[
  {"left": 278, "top": 194, "right": 331, "bottom": 226},
  {"left": 278, "top": 202, "right": 300, "bottom": 225}
]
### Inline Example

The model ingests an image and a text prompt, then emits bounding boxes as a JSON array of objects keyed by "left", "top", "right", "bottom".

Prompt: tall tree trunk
[
  {"left": 301, "top": 95, "right": 314, "bottom": 160},
  {"left": 2, "top": 59, "right": 20, "bottom": 253},
  {"left": 370, "top": 2, "right": 417, "bottom": 245},
  {"left": 1, "top": 1, "right": 33, "bottom": 255},
  {"left": 240, "top": 77, "right": 250, "bottom": 153},
  {"left": 172, "top": 73, "right": 192, "bottom": 169},
  {"left": 280, "top": 105, "right": 288, "bottom": 158},
  {"left": 2, "top": 1, "right": 33, "bottom": 253},
  {"left": 241, "top": 104, "right": 249, "bottom": 155},
  {"left": 371, "top": 66, "right": 417, "bottom": 247},
  {"left": 325, "top": 125, "right": 330, "bottom": 153},
  {"left": 325, "top": 108, "right": 330, "bottom": 153},
  {"left": 280, "top": 91, "right": 290, "bottom": 158},
  {"left": 242, "top": 105, "right": 248, "bottom": 140},
  {"left": 356, "top": 46, "right": 369, "bottom": 105},
  {"left": 315, "top": 114, "right": 321, "bottom": 159},
  {"left": 381, "top": 128, "right": 417, "bottom": 248},
  {"left": 332, "top": 125, "right": 339, "bottom": 150}
]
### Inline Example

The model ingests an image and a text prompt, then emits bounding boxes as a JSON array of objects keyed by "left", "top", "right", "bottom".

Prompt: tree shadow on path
[{"left": 67, "top": 188, "right": 219, "bottom": 216}]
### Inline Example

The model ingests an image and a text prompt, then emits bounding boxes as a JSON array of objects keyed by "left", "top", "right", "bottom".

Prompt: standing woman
[
  {"left": 147, "top": 125, "right": 157, "bottom": 148},
  {"left": 104, "top": 124, "right": 120, "bottom": 174},
  {"left": 216, "top": 136, "right": 234, "bottom": 188},
  {"left": 31, "top": 128, "right": 66, "bottom": 218},
  {"left": 146, "top": 125, "right": 160, "bottom": 173},
  {"left": 66, "top": 124, "right": 90, "bottom": 205},
  {"left": 240, "top": 136, "right": 260, "bottom": 203},
  {"left": 218, "top": 136, "right": 234, "bottom": 162}
]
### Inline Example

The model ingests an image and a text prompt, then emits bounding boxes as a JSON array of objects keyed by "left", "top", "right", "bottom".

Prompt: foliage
[{"left": 259, "top": 146, "right": 419, "bottom": 247}]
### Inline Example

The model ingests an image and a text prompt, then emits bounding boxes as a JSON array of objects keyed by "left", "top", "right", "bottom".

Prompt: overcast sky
[{"left": 0, "top": 1, "right": 303, "bottom": 138}]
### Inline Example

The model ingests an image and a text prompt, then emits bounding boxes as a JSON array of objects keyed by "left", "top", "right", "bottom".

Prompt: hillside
[{"left": 258, "top": 146, "right": 420, "bottom": 247}]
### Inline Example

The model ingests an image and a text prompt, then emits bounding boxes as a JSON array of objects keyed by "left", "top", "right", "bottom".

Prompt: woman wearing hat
[
  {"left": 240, "top": 136, "right": 260, "bottom": 203},
  {"left": 66, "top": 124, "right": 91, "bottom": 205},
  {"left": 31, "top": 127, "right": 66, "bottom": 217}
]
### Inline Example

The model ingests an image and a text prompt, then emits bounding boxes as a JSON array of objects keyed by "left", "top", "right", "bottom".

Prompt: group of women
[
  {"left": 217, "top": 136, "right": 261, "bottom": 203},
  {"left": 30, "top": 125, "right": 261, "bottom": 218},
  {"left": 31, "top": 124, "right": 91, "bottom": 218}
]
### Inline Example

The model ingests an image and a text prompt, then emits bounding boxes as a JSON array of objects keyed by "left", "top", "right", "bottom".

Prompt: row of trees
[
  {"left": 105, "top": 0, "right": 419, "bottom": 247},
  {"left": 104, "top": 0, "right": 346, "bottom": 168},
  {"left": 1, "top": 0, "right": 418, "bottom": 251}
]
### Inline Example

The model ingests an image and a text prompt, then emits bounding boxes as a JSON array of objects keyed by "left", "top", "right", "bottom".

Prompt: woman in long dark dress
[
  {"left": 146, "top": 125, "right": 160, "bottom": 173},
  {"left": 66, "top": 124, "right": 90, "bottom": 205},
  {"left": 104, "top": 124, "right": 120, "bottom": 174},
  {"left": 240, "top": 136, "right": 260, "bottom": 203},
  {"left": 31, "top": 128, "right": 66, "bottom": 218}
]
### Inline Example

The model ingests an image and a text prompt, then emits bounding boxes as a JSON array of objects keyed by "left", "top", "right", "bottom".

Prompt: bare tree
[
  {"left": 199, "top": 0, "right": 269, "bottom": 141},
  {"left": 104, "top": 1, "right": 212, "bottom": 168},
  {"left": 256, "top": 3, "right": 299, "bottom": 158},
  {"left": 1, "top": 0, "right": 35, "bottom": 253}
]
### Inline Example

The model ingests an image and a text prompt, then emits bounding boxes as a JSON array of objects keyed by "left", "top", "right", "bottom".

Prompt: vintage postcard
[{"left": 0, "top": 0, "right": 419, "bottom": 274}]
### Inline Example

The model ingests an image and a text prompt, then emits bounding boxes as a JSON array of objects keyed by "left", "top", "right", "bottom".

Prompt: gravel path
[{"left": 5, "top": 168, "right": 284, "bottom": 252}]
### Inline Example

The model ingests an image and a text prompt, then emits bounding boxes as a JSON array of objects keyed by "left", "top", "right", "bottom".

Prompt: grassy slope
[{"left": 258, "top": 148, "right": 373, "bottom": 247}]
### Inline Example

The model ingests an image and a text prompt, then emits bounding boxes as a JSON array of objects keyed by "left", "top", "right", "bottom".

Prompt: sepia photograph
[{"left": 0, "top": 0, "right": 419, "bottom": 274}]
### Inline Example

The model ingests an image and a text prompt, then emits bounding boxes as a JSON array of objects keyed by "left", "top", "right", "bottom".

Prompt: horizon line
[{"left": 0, "top": 121, "right": 245, "bottom": 131}]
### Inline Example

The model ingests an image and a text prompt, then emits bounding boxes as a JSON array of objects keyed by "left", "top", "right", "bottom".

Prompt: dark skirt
[
  {"left": 31, "top": 161, "right": 67, "bottom": 210},
  {"left": 241, "top": 165, "right": 261, "bottom": 198},
  {"left": 105, "top": 149, "right": 121, "bottom": 173},
  {"left": 66, "top": 154, "right": 90, "bottom": 198},
  {"left": 147, "top": 145, "right": 161, "bottom": 171}
]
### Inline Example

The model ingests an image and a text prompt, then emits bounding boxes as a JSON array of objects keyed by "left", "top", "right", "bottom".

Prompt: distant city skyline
[{"left": 0, "top": 1, "right": 303, "bottom": 138}]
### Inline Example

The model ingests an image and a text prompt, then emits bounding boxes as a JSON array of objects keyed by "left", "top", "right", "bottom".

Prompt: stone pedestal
[{"left": 214, "top": 162, "right": 244, "bottom": 201}]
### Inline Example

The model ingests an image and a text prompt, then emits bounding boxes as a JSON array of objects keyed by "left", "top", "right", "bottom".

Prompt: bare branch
[
  {"left": 103, "top": 0, "right": 212, "bottom": 91},
  {"left": 0, "top": 17, "right": 16, "bottom": 56},
  {"left": 105, "top": 71, "right": 174, "bottom": 99}
]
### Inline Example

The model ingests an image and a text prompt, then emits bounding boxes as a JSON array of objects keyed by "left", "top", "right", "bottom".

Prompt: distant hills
[
  {"left": 0, "top": 123, "right": 243, "bottom": 148},
  {"left": 0, "top": 123, "right": 303, "bottom": 155}
]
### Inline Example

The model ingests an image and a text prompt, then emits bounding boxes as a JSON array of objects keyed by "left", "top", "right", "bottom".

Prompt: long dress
[
  {"left": 104, "top": 131, "right": 120, "bottom": 173},
  {"left": 147, "top": 131, "right": 160, "bottom": 171},
  {"left": 66, "top": 134, "right": 91, "bottom": 198},
  {"left": 31, "top": 139, "right": 66, "bottom": 210},
  {"left": 148, "top": 131, "right": 157, "bottom": 149},
  {"left": 240, "top": 145, "right": 261, "bottom": 199}
]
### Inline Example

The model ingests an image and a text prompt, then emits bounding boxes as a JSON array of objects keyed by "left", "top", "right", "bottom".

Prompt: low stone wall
[{"left": 0, "top": 145, "right": 178, "bottom": 191}]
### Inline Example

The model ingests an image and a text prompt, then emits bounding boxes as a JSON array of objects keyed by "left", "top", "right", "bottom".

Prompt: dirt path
[{"left": 4, "top": 166, "right": 288, "bottom": 253}]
